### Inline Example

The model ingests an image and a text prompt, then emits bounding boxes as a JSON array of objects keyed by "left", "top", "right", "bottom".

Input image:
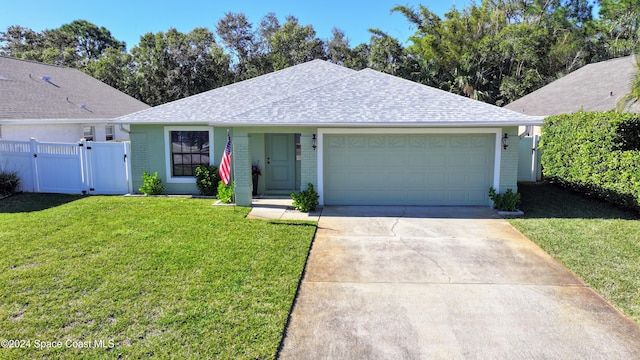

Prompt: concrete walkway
[{"left": 246, "top": 199, "right": 322, "bottom": 221}]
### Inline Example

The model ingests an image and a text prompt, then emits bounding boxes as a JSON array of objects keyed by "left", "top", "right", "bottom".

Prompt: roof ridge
[
  {"left": 220, "top": 62, "right": 358, "bottom": 120},
  {"left": 118, "top": 60, "right": 352, "bottom": 120},
  {"left": 0, "top": 55, "right": 73, "bottom": 70}
]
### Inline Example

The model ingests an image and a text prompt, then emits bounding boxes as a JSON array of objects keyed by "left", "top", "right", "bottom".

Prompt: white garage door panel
[{"left": 323, "top": 133, "right": 494, "bottom": 206}]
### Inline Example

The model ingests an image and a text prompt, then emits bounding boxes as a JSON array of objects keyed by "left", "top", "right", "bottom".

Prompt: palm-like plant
[{"left": 617, "top": 55, "right": 640, "bottom": 112}]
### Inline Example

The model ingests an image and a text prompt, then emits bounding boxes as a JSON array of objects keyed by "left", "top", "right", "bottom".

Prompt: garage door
[{"left": 323, "top": 133, "right": 495, "bottom": 205}]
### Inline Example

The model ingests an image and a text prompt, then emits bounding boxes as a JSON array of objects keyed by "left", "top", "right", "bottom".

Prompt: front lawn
[
  {"left": 0, "top": 194, "right": 316, "bottom": 359},
  {"left": 509, "top": 182, "right": 640, "bottom": 325}
]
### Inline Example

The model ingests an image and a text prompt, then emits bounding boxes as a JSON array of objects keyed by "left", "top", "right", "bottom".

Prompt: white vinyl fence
[
  {"left": 0, "top": 139, "right": 131, "bottom": 195},
  {"left": 518, "top": 135, "right": 542, "bottom": 182}
]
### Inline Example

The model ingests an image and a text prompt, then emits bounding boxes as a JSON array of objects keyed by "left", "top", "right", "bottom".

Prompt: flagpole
[
  {"left": 230, "top": 129, "right": 236, "bottom": 212},
  {"left": 218, "top": 130, "right": 234, "bottom": 209}
]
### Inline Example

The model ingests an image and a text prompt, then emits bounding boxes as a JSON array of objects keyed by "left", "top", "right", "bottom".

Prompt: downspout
[
  {"left": 519, "top": 125, "right": 532, "bottom": 138},
  {"left": 119, "top": 124, "right": 131, "bottom": 134}
]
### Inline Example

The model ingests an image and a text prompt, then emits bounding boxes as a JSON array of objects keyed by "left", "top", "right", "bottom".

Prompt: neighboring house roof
[
  {"left": 505, "top": 56, "right": 639, "bottom": 116},
  {"left": 0, "top": 56, "right": 149, "bottom": 122},
  {"left": 116, "top": 60, "right": 542, "bottom": 127}
]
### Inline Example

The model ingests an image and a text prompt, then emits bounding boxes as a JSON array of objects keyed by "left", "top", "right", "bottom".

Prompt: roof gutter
[
  {"left": 111, "top": 118, "right": 545, "bottom": 127},
  {"left": 0, "top": 118, "right": 114, "bottom": 125},
  {"left": 207, "top": 120, "right": 546, "bottom": 127}
]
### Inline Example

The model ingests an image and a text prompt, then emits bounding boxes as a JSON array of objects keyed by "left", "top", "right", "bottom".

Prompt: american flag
[{"left": 219, "top": 132, "right": 232, "bottom": 185}]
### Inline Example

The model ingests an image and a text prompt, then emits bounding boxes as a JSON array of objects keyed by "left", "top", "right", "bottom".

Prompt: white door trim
[{"left": 317, "top": 128, "right": 502, "bottom": 205}]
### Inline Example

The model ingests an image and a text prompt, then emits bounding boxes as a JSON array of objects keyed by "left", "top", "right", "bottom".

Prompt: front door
[{"left": 265, "top": 134, "right": 295, "bottom": 190}]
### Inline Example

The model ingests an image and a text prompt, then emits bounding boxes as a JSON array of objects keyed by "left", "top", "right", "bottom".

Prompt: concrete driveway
[{"left": 278, "top": 206, "right": 640, "bottom": 359}]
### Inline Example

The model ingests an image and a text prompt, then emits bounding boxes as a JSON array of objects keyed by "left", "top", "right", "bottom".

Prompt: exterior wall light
[
  {"left": 502, "top": 133, "right": 509, "bottom": 150},
  {"left": 312, "top": 134, "right": 317, "bottom": 150}
]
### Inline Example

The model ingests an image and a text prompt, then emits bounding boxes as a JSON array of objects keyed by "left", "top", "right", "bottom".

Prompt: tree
[
  {"left": 327, "top": 27, "right": 351, "bottom": 65},
  {"left": 344, "top": 43, "right": 369, "bottom": 70},
  {"left": 367, "top": 29, "right": 406, "bottom": 76},
  {"left": 268, "top": 16, "right": 326, "bottom": 71},
  {"left": 85, "top": 47, "right": 133, "bottom": 94},
  {"left": 59, "top": 20, "right": 125, "bottom": 61},
  {"left": 256, "top": 12, "right": 281, "bottom": 52},
  {"left": 617, "top": 55, "right": 640, "bottom": 111},
  {"left": 0, "top": 25, "right": 78, "bottom": 66},
  {"left": 0, "top": 25, "right": 41, "bottom": 57},
  {"left": 129, "top": 28, "right": 232, "bottom": 106},
  {"left": 597, "top": 0, "right": 640, "bottom": 57},
  {"left": 216, "top": 12, "right": 256, "bottom": 79},
  {"left": 393, "top": 1, "right": 597, "bottom": 105},
  {"left": 0, "top": 20, "right": 125, "bottom": 68}
]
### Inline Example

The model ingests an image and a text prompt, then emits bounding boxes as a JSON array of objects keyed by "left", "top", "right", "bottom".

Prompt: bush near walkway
[{"left": 540, "top": 111, "right": 640, "bottom": 211}]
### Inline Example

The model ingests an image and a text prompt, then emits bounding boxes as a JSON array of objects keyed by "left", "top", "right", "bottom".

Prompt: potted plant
[{"left": 252, "top": 161, "right": 261, "bottom": 196}]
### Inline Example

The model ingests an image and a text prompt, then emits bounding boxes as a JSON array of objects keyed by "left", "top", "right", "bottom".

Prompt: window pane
[
  {"left": 105, "top": 125, "right": 114, "bottom": 141},
  {"left": 83, "top": 126, "right": 95, "bottom": 141},
  {"left": 170, "top": 130, "right": 210, "bottom": 177}
]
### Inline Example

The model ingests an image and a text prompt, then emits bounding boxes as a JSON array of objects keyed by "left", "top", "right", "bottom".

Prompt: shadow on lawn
[
  {"left": 0, "top": 193, "right": 84, "bottom": 213},
  {"left": 517, "top": 182, "right": 640, "bottom": 220}
]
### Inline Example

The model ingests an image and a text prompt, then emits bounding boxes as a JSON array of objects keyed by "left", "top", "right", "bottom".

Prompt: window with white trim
[
  {"left": 83, "top": 126, "right": 95, "bottom": 141},
  {"left": 105, "top": 125, "right": 115, "bottom": 141},
  {"left": 164, "top": 127, "right": 214, "bottom": 182}
]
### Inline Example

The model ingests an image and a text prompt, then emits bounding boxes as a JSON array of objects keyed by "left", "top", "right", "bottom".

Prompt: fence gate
[
  {"left": 83, "top": 142, "right": 131, "bottom": 194},
  {"left": 0, "top": 139, "right": 131, "bottom": 195},
  {"left": 517, "top": 135, "right": 541, "bottom": 182},
  {"left": 34, "top": 142, "right": 85, "bottom": 193}
]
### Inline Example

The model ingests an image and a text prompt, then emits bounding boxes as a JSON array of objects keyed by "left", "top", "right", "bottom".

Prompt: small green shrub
[
  {"left": 489, "top": 187, "right": 520, "bottom": 212},
  {"left": 0, "top": 170, "right": 20, "bottom": 195},
  {"left": 217, "top": 181, "right": 234, "bottom": 204},
  {"left": 139, "top": 171, "right": 165, "bottom": 195},
  {"left": 195, "top": 165, "right": 220, "bottom": 196},
  {"left": 291, "top": 183, "right": 319, "bottom": 212}
]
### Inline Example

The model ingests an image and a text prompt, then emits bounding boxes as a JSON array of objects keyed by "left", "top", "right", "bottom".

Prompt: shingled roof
[
  {"left": 0, "top": 56, "right": 149, "bottom": 122},
  {"left": 505, "top": 56, "right": 639, "bottom": 116},
  {"left": 116, "top": 59, "right": 542, "bottom": 127}
]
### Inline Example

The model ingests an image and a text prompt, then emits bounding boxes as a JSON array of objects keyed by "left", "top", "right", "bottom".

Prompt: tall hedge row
[{"left": 540, "top": 111, "right": 640, "bottom": 211}]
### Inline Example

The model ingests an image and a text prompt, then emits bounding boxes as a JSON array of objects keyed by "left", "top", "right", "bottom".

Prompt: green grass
[
  {"left": 509, "top": 182, "right": 640, "bottom": 324},
  {"left": 0, "top": 194, "right": 316, "bottom": 359}
]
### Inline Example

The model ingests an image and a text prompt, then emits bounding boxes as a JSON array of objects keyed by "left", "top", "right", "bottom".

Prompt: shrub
[
  {"left": 139, "top": 171, "right": 165, "bottom": 195},
  {"left": 0, "top": 170, "right": 20, "bottom": 195},
  {"left": 291, "top": 183, "right": 319, "bottom": 212},
  {"left": 489, "top": 187, "right": 520, "bottom": 212},
  {"left": 217, "top": 181, "right": 234, "bottom": 204},
  {"left": 540, "top": 111, "right": 640, "bottom": 211},
  {"left": 195, "top": 165, "right": 220, "bottom": 196}
]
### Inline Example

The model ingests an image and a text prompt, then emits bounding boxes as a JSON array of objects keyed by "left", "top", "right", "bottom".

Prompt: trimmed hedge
[{"left": 540, "top": 111, "right": 640, "bottom": 211}]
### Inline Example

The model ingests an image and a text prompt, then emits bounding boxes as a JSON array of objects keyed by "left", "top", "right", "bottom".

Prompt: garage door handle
[{"left": 267, "top": 157, "right": 270, "bottom": 164}]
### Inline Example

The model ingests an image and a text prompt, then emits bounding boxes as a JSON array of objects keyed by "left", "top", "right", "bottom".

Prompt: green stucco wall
[
  {"left": 129, "top": 125, "right": 318, "bottom": 205},
  {"left": 128, "top": 124, "right": 518, "bottom": 206},
  {"left": 130, "top": 124, "right": 226, "bottom": 194},
  {"left": 231, "top": 126, "right": 317, "bottom": 206}
]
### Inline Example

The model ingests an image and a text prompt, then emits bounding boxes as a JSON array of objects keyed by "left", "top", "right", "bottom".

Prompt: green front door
[{"left": 265, "top": 134, "right": 295, "bottom": 190}]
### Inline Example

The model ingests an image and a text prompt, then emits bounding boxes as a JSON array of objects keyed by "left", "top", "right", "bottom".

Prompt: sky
[{"left": 0, "top": 0, "right": 461, "bottom": 51}]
